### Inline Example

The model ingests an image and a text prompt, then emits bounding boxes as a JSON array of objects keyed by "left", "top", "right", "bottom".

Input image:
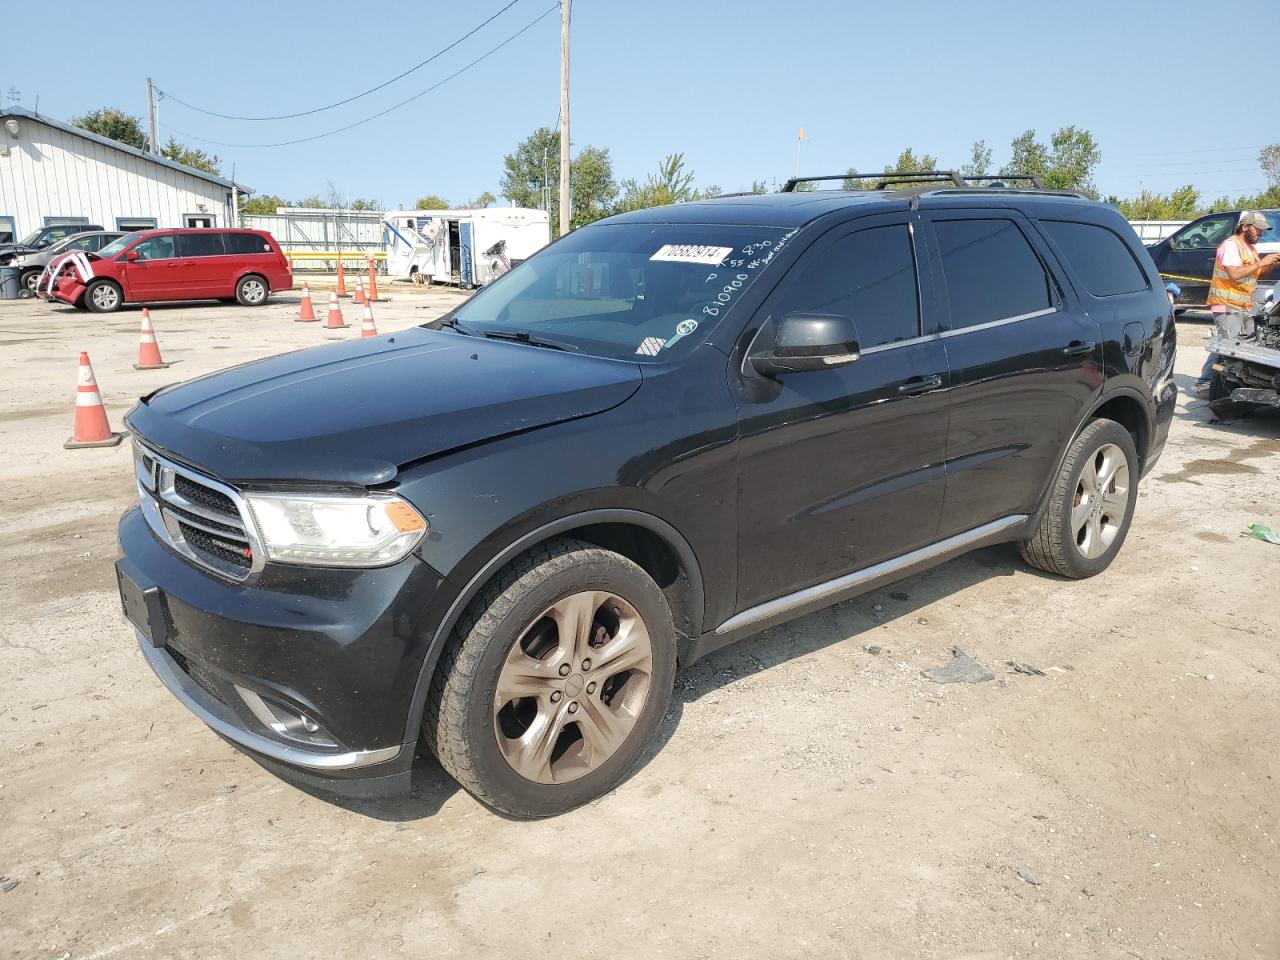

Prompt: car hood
[
  {"left": 0, "top": 243, "right": 39, "bottom": 259},
  {"left": 126, "top": 326, "right": 644, "bottom": 487}
]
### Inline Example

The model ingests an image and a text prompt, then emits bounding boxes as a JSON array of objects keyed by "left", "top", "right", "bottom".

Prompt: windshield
[
  {"left": 441, "top": 221, "right": 798, "bottom": 362},
  {"left": 99, "top": 232, "right": 143, "bottom": 258},
  {"left": 18, "top": 229, "right": 45, "bottom": 246}
]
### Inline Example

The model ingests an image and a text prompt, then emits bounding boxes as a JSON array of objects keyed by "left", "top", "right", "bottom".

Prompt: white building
[{"left": 0, "top": 106, "right": 250, "bottom": 244}]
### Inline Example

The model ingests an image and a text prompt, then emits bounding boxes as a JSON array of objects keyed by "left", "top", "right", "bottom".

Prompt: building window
[
  {"left": 43, "top": 216, "right": 90, "bottom": 226},
  {"left": 0, "top": 216, "right": 14, "bottom": 244},
  {"left": 183, "top": 214, "right": 216, "bottom": 228},
  {"left": 116, "top": 217, "right": 158, "bottom": 232}
]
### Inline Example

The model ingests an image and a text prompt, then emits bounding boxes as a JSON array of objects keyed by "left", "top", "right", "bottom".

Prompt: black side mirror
[{"left": 749, "top": 312, "right": 861, "bottom": 377}]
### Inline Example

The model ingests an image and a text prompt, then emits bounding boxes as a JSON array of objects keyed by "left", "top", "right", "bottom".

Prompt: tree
[
  {"left": 71, "top": 108, "right": 147, "bottom": 149},
  {"left": 961, "top": 140, "right": 993, "bottom": 178},
  {"left": 1002, "top": 126, "right": 1100, "bottom": 194},
  {"left": 499, "top": 128, "right": 617, "bottom": 232},
  {"left": 160, "top": 137, "right": 221, "bottom": 175},
  {"left": 569, "top": 146, "right": 618, "bottom": 228},
  {"left": 1110, "top": 185, "right": 1201, "bottom": 221},
  {"left": 241, "top": 194, "right": 290, "bottom": 215},
  {"left": 750, "top": 180, "right": 771, "bottom": 195},
  {"left": 414, "top": 194, "right": 450, "bottom": 210},
  {"left": 887, "top": 148, "right": 937, "bottom": 174},
  {"left": 462, "top": 191, "right": 497, "bottom": 209},
  {"left": 615, "top": 153, "right": 700, "bottom": 212},
  {"left": 1260, "top": 144, "right": 1280, "bottom": 191}
]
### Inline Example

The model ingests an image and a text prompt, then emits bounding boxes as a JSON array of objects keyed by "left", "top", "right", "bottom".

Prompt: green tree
[
  {"left": 462, "top": 191, "right": 497, "bottom": 208},
  {"left": 71, "top": 108, "right": 147, "bottom": 149},
  {"left": 1002, "top": 126, "right": 1100, "bottom": 194},
  {"left": 499, "top": 128, "right": 617, "bottom": 232},
  {"left": 1110, "top": 185, "right": 1201, "bottom": 220},
  {"left": 615, "top": 153, "right": 700, "bottom": 212},
  {"left": 240, "top": 194, "right": 290, "bottom": 215},
  {"left": 569, "top": 146, "right": 618, "bottom": 228},
  {"left": 1259, "top": 143, "right": 1280, "bottom": 190},
  {"left": 348, "top": 198, "right": 379, "bottom": 211},
  {"left": 961, "top": 140, "right": 993, "bottom": 178},
  {"left": 750, "top": 180, "right": 771, "bottom": 194},
  {"left": 414, "top": 194, "right": 449, "bottom": 209},
  {"left": 160, "top": 137, "right": 221, "bottom": 175}
]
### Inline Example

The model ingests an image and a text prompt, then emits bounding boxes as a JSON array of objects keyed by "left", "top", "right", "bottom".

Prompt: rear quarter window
[
  {"left": 1040, "top": 220, "right": 1149, "bottom": 297},
  {"left": 226, "top": 233, "right": 274, "bottom": 255}
]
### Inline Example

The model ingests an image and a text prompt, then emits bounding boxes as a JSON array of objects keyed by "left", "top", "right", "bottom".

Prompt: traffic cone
[
  {"left": 133, "top": 308, "right": 170, "bottom": 370},
  {"left": 353, "top": 277, "right": 367, "bottom": 306},
  {"left": 325, "top": 291, "right": 348, "bottom": 329},
  {"left": 360, "top": 304, "right": 378, "bottom": 338},
  {"left": 366, "top": 257, "right": 383, "bottom": 302},
  {"left": 65, "top": 352, "right": 124, "bottom": 449},
  {"left": 335, "top": 259, "right": 348, "bottom": 297},
  {"left": 297, "top": 282, "right": 317, "bottom": 322}
]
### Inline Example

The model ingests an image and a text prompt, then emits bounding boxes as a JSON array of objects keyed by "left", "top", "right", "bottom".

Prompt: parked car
[
  {"left": 15, "top": 230, "right": 125, "bottom": 295},
  {"left": 116, "top": 175, "right": 1177, "bottom": 817},
  {"left": 1146, "top": 208, "right": 1280, "bottom": 307},
  {"left": 0, "top": 222, "right": 104, "bottom": 265},
  {"left": 47, "top": 228, "right": 291, "bottom": 312}
]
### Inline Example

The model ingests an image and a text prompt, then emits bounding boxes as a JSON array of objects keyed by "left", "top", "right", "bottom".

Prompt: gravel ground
[{"left": 0, "top": 290, "right": 1277, "bottom": 959}]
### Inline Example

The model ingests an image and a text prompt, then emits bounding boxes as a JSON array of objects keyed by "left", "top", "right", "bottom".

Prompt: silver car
[{"left": 14, "top": 231, "right": 125, "bottom": 296}]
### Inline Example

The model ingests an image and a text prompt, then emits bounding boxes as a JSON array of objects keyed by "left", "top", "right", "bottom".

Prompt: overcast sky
[{"left": 5, "top": 0, "right": 1271, "bottom": 207}]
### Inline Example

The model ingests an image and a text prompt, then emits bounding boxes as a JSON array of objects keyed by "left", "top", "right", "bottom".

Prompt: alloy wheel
[
  {"left": 92, "top": 284, "right": 119, "bottom": 310},
  {"left": 1072, "top": 442, "right": 1129, "bottom": 560},
  {"left": 493, "top": 591, "right": 653, "bottom": 784},
  {"left": 242, "top": 279, "right": 266, "bottom": 303}
]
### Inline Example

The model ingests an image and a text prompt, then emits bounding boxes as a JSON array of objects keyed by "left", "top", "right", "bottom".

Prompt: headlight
[{"left": 244, "top": 492, "right": 427, "bottom": 567}]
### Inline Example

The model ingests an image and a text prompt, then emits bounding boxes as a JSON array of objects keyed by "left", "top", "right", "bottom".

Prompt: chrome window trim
[
  {"left": 938, "top": 306, "right": 1058, "bottom": 339},
  {"left": 133, "top": 441, "right": 267, "bottom": 579}
]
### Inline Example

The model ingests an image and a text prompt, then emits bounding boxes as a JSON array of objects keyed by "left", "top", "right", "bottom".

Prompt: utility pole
[
  {"left": 145, "top": 78, "right": 158, "bottom": 154},
  {"left": 558, "top": 0, "right": 571, "bottom": 236}
]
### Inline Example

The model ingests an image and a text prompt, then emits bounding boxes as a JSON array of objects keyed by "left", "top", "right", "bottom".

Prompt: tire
[
  {"left": 1019, "top": 418, "right": 1139, "bottom": 579},
  {"left": 425, "top": 538, "right": 677, "bottom": 818},
  {"left": 235, "top": 274, "right": 269, "bottom": 306},
  {"left": 20, "top": 269, "right": 41, "bottom": 295},
  {"left": 84, "top": 279, "right": 123, "bottom": 314}
]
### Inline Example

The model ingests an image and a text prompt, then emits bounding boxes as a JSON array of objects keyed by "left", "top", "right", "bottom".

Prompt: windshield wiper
[
  {"left": 481, "top": 329, "right": 576, "bottom": 352},
  {"left": 437, "top": 317, "right": 477, "bottom": 336}
]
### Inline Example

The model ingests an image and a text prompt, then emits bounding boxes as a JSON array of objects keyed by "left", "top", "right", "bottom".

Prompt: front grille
[
  {"left": 174, "top": 473, "right": 237, "bottom": 518},
  {"left": 134, "top": 441, "right": 258, "bottom": 580},
  {"left": 167, "top": 645, "right": 227, "bottom": 705}
]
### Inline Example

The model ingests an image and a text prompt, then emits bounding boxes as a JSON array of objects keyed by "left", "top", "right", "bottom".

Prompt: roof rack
[
  {"left": 778, "top": 169, "right": 1089, "bottom": 209},
  {"left": 781, "top": 170, "right": 967, "bottom": 192}
]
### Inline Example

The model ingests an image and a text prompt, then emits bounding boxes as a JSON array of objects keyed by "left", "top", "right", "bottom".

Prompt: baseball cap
[{"left": 1238, "top": 210, "right": 1271, "bottom": 230}]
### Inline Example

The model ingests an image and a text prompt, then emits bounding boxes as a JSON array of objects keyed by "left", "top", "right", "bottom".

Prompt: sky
[{"left": 5, "top": 0, "right": 1273, "bottom": 209}]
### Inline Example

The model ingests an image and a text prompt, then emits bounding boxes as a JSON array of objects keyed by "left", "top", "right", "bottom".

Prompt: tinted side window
[
  {"left": 68, "top": 235, "right": 98, "bottom": 251},
  {"left": 772, "top": 224, "right": 920, "bottom": 348},
  {"left": 1170, "top": 214, "right": 1234, "bottom": 250},
  {"left": 226, "top": 233, "right": 272, "bottom": 255},
  {"left": 177, "top": 233, "right": 226, "bottom": 258},
  {"left": 132, "top": 236, "right": 176, "bottom": 261},
  {"left": 934, "top": 219, "right": 1055, "bottom": 330},
  {"left": 1040, "top": 220, "right": 1149, "bottom": 297}
]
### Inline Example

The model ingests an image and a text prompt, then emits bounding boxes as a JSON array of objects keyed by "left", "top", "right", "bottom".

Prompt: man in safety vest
[{"left": 1197, "top": 211, "right": 1280, "bottom": 389}]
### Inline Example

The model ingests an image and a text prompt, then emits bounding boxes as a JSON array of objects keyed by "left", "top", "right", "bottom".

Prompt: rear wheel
[
  {"left": 235, "top": 274, "right": 269, "bottom": 306},
  {"left": 425, "top": 538, "right": 677, "bottom": 818},
  {"left": 20, "top": 269, "right": 41, "bottom": 295},
  {"left": 1020, "top": 418, "right": 1139, "bottom": 579},
  {"left": 84, "top": 279, "right": 123, "bottom": 313}
]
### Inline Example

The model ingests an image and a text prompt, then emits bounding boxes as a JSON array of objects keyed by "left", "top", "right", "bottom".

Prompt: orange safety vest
[{"left": 1206, "top": 236, "right": 1259, "bottom": 310}]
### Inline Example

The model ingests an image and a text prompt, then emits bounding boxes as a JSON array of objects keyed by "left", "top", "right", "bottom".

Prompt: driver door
[
  {"left": 731, "top": 215, "right": 950, "bottom": 612},
  {"left": 1161, "top": 212, "right": 1235, "bottom": 302}
]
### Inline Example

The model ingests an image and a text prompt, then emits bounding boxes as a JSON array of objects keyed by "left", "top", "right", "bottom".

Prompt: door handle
[
  {"left": 898, "top": 374, "right": 943, "bottom": 396},
  {"left": 1062, "top": 340, "right": 1096, "bottom": 358}
]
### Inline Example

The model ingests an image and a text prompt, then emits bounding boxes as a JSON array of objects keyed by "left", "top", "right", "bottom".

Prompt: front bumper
[
  {"left": 118, "top": 505, "right": 444, "bottom": 798},
  {"left": 50, "top": 276, "right": 86, "bottom": 306}
]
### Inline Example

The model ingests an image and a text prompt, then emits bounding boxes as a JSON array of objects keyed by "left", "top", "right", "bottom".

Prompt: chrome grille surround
[{"left": 133, "top": 440, "right": 266, "bottom": 580}]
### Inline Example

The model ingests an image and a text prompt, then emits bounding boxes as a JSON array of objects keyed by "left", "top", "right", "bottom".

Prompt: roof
[{"left": 0, "top": 107, "right": 252, "bottom": 192}]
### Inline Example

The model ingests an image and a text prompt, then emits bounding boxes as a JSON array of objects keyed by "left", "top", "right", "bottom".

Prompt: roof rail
[
  {"left": 964, "top": 174, "right": 1048, "bottom": 188},
  {"left": 781, "top": 170, "right": 967, "bottom": 192}
]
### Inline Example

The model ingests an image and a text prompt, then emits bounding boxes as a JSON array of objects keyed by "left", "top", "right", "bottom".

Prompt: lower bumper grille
[{"left": 167, "top": 645, "right": 227, "bottom": 706}]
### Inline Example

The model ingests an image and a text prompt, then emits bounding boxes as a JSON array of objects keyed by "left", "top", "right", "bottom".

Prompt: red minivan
[{"left": 48, "top": 228, "right": 292, "bottom": 313}]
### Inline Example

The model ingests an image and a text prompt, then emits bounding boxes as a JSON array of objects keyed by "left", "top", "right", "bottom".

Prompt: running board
[{"left": 715, "top": 515, "right": 1028, "bottom": 637}]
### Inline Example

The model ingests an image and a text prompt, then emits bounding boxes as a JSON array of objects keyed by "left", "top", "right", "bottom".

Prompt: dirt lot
[{"left": 1, "top": 287, "right": 1277, "bottom": 960}]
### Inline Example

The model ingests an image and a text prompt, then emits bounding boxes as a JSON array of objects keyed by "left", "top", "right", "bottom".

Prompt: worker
[{"left": 1197, "top": 211, "right": 1280, "bottom": 391}]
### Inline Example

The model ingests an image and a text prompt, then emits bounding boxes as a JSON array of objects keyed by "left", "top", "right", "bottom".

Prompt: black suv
[
  {"left": 116, "top": 173, "right": 1177, "bottom": 817},
  {"left": 0, "top": 222, "right": 104, "bottom": 265}
]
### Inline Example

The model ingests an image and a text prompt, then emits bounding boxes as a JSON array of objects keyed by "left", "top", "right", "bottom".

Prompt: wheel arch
[
  {"left": 234, "top": 269, "right": 271, "bottom": 292},
  {"left": 401, "top": 508, "right": 706, "bottom": 745}
]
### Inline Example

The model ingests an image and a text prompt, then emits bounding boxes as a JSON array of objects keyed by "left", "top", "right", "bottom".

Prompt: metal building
[{"left": 0, "top": 106, "right": 250, "bottom": 244}]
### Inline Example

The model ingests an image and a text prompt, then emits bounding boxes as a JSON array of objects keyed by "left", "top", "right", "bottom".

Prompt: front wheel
[
  {"left": 20, "top": 269, "right": 41, "bottom": 296},
  {"left": 424, "top": 539, "right": 677, "bottom": 818},
  {"left": 235, "top": 274, "right": 269, "bottom": 306},
  {"left": 1020, "top": 418, "right": 1139, "bottom": 579},
  {"left": 84, "top": 279, "right": 123, "bottom": 313}
]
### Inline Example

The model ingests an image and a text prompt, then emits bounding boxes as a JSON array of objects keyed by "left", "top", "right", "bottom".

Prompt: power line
[
  {"left": 159, "top": 4, "right": 557, "bottom": 149},
  {"left": 157, "top": 0, "right": 525, "bottom": 121}
]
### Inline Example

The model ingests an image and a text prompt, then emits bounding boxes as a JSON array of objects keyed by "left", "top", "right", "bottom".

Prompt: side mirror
[
  {"left": 125, "top": 250, "right": 140, "bottom": 261},
  {"left": 749, "top": 312, "right": 861, "bottom": 377}
]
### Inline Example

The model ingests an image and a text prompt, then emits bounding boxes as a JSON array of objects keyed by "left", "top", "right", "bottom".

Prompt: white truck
[{"left": 381, "top": 207, "right": 550, "bottom": 288}]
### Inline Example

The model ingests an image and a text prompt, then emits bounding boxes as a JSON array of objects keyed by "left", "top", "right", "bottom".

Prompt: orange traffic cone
[
  {"left": 297, "top": 282, "right": 317, "bottom": 322},
  {"left": 133, "top": 308, "right": 170, "bottom": 370},
  {"left": 360, "top": 304, "right": 378, "bottom": 338},
  {"left": 66, "top": 352, "right": 124, "bottom": 449},
  {"left": 325, "top": 291, "right": 348, "bottom": 329},
  {"left": 353, "top": 277, "right": 367, "bottom": 306},
  {"left": 335, "top": 259, "right": 348, "bottom": 297},
  {"left": 366, "top": 257, "right": 382, "bottom": 302}
]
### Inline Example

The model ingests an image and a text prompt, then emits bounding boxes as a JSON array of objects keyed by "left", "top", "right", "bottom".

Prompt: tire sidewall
[
  {"left": 1054, "top": 420, "right": 1139, "bottom": 578},
  {"left": 236, "top": 274, "right": 268, "bottom": 306},
  {"left": 20, "top": 270, "right": 40, "bottom": 294},
  {"left": 84, "top": 280, "right": 122, "bottom": 313},
  {"left": 457, "top": 549, "right": 677, "bottom": 817}
]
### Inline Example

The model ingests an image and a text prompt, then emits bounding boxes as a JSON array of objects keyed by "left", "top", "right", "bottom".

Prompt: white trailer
[{"left": 382, "top": 207, "right": 550, "bottom": 288}]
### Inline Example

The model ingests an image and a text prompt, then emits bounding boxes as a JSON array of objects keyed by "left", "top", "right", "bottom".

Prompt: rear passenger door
[
  {"left": 175, "top": 232, "right": 229, "bottom": 298},
  {"left": 923, "top": 211, "right": 1102, "bottom": 538}
]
